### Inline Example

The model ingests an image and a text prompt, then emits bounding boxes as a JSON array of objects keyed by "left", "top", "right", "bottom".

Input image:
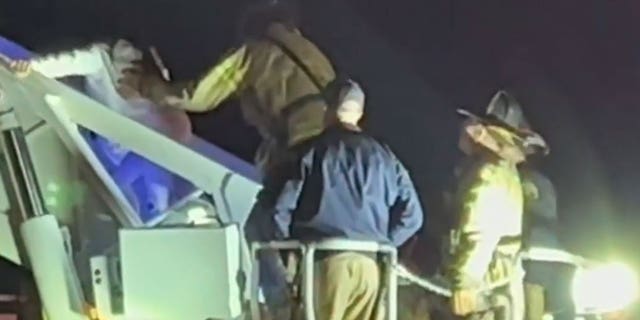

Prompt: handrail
[
  {"left": 394, "top": 264, "right": 517, "bottom": 298},
  {"left": 252, "top": 238, "right": 396, "bottom": 253}
]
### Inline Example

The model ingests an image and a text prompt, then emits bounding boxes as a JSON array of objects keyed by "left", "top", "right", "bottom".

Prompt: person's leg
[
  {"left": 244, "top": 142, "right": 301, "bottom": 313},
  {"left": 314, "top": 253, "right": 355, "bottom": 320},
  {"left": 524, "top": 283, "right": 545, "bottom": 320},
  {"left": 244, "top": 166, "right": 293, "bottom": 313},
  {"left": 398, "top": 286, "right": 433, "bottom": 320},
  {"left": 468, "top": 311, "right": 497, "bottom": 320},
  {"left": 244, "top": 201, "right": 291, "bottom": 311},
  {"left": 509, "top": 277, "right": 526, "bottom": 320},
  {"left": 526, "top": 262, "right": 575, "bottom": 320},
  {"left": 246, "top": 165, "right": 291, "bottom": 310},
  {"left": 544, "top": 266, "right": 575, "bottom": 320},
  {"left": 343, "top": 254, "right": 380, "bottom": 320},
  {"left": 314, "top": 253, "right": 380, "bottom": 320}
]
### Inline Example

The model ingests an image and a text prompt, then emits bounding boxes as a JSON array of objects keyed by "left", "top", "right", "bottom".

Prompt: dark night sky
[{"left": 1, "top": 0, "right": 639, "bottom": 269}]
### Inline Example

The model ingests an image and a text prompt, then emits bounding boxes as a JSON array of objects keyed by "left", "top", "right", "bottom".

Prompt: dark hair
[{"left": 237, "top": 0, "right": 301, "bottom": 39}]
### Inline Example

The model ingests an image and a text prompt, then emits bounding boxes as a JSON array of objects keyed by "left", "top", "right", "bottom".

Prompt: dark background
[{"left": 1, "top": 0, "right": 639, "bottom": 287}]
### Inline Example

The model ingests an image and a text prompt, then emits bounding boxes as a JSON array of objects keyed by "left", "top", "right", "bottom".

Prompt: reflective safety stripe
[
  {"left": 189, "top": 46, "right": 250, "bottom": 112},
  {"left": 84, "top": 303, "right": 102, "bottom": 320}
]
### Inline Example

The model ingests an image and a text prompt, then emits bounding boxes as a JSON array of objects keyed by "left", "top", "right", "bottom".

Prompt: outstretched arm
[{"left": 143, "top": 46, "right": 251, "bottom": 113}]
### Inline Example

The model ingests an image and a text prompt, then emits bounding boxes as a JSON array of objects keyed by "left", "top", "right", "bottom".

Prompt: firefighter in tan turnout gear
[
  {"left": 137, "top": 0, "right": 341, "bottom": 315},
  {"left": 446, "top": 91, "right": 547, "bottom": 320}
]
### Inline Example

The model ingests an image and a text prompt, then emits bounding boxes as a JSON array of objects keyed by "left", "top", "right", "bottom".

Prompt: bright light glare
[{"left": 572, "top": 262, "right": 639, "bottom": 313}]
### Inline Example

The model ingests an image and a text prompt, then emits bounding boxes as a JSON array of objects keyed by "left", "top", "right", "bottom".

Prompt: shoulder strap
[
  {"left": 263, "top": 35, "right": 347, "bottom": 108},
  {"left": 263, "top": 35, "right": 324, "bottom": 90}
]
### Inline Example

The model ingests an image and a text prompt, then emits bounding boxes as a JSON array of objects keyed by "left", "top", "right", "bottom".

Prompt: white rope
[
  {"left": 395, "top": 248, "right": 591, "bottom": 298},
  {"left": 394, "top": 264, "right": 513, "bottom": 298}
]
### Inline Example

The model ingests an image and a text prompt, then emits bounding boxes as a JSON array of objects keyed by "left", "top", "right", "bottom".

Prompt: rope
[
  {"left": 394, "top": 264, "right": 513, "bottom": 298},
  {"left": 395, "top": 248, "right": 590, "bottom": 298}
]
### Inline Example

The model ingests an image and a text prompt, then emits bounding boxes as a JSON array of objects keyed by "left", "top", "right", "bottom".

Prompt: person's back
[
  {"left": 286, "top": 126, "right": 422, "bottom": 246},
  {"left": 240, "top": 23, "right": 336, "bottom": 148},
  {"left": 264, "top": 81, "right": 423, "bottom": 320},
  {"left": 271, "top": 125, "right": 423, "bottom": 320}
]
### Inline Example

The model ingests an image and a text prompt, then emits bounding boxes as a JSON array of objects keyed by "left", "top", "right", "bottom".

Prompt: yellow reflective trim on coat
[{"left": 189, "top": 46, "right": 251, "bottom": 112}]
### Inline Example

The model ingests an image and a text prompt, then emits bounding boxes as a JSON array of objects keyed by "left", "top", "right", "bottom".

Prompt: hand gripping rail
[{"left": 250, "top": 239, "right": 397, "bottom": 320}]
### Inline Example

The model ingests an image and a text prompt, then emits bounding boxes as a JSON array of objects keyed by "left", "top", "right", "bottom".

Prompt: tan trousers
[{"left": 313, "top": 252, "right": 381, "bottom": 320}]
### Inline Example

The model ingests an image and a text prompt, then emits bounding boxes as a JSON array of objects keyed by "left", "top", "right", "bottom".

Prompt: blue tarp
[{"left": 0, "top": 36, "right": 31, "bottom": 60}]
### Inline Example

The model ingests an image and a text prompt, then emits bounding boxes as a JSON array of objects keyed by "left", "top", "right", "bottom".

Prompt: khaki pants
[{"left": 313, "top": 252, "right": 381, "bottom": 320}]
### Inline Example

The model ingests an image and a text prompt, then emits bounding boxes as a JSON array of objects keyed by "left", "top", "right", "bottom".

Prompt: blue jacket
[{"left": 270, "top": 126, "right": 424, "bottom": 247}]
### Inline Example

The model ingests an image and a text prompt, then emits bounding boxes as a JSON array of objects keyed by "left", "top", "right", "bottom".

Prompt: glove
[
  {"left": 8, "top": 60, "right": 32, "bottom": 78},
  {"left": 451, "top": 288, "right": 479, "bottom": 316}
]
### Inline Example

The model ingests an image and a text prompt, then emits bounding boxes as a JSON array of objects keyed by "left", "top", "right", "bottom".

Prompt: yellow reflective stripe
[
  {"left": 84, "top": 303, "right": 103, "bottom": 320},
  {"left": 189, "top": 46, "right": 250, "bottom": 112}
]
